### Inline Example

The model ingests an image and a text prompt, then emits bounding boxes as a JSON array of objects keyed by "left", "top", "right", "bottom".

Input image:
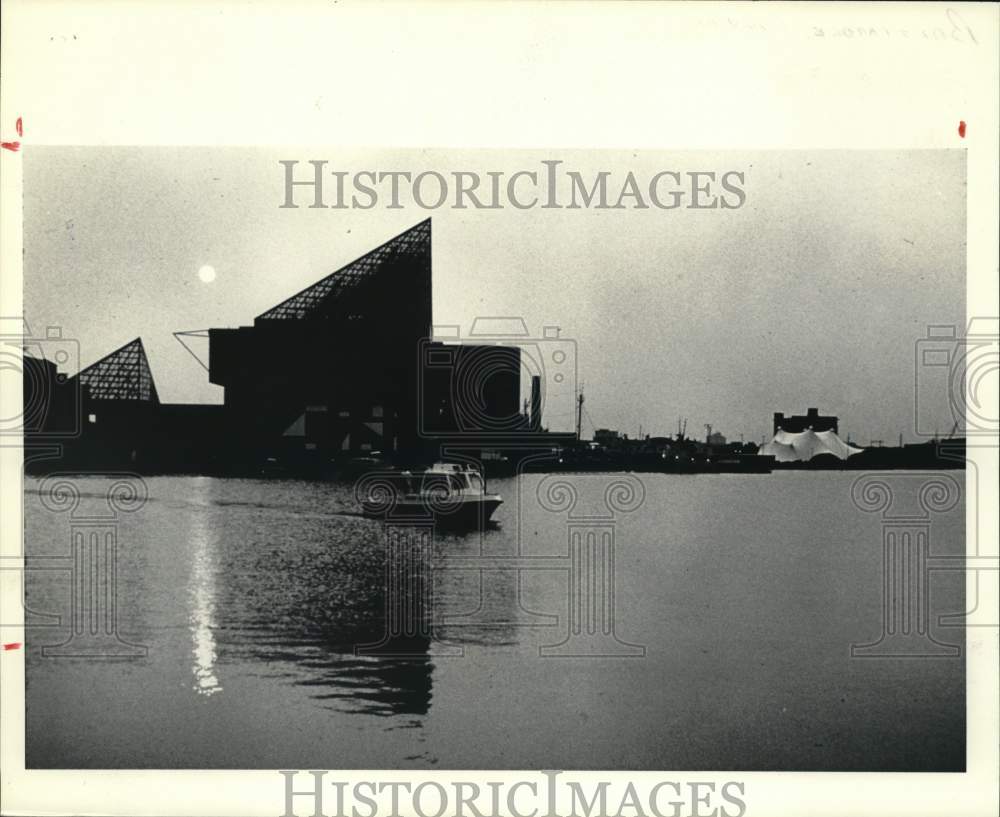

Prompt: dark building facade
[
  {"left": 208, "top": 220, "right": 434, "bottom": 463},
  {"left": 24, "top": 219, "right": 567, "bottom": 474},
  {"left": 206, "top": 219, "right": 530, "bottom": 465},
  {"left": 773, "top": 407, "right": 839, "bottom": 435},
  {"left": 419, "top": 342, "right": 523, "bottom": 438},
  {"left": 21, "top": 354, "right": 80, "bottom": 442},
  {"left": 24, "top": 337, "right": 227, "bottom": 473}
]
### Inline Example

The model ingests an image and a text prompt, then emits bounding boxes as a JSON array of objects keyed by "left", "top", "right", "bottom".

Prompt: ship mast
[{"left": 576, "top": 390, "right": 584, "bottom": 441}]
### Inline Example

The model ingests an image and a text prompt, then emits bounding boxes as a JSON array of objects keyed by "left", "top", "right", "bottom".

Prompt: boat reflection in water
[
  {"left": 180, "top": 471, "right": 529, "bottom": 721},
  {"left": 275, "top": 522, "right": 439, "bottom": 720},
  {"left": 197, "top": 489, "right": 442, "bottom": 719}
]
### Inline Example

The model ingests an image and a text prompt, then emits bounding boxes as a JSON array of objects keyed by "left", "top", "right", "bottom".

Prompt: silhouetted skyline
[{"left": 24, "top": 148, "right": 965, "bottom": 443}]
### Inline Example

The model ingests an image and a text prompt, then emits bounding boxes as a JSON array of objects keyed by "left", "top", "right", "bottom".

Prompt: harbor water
[{"left": 23, "top": 471, "right": 965, "bottom": 770}]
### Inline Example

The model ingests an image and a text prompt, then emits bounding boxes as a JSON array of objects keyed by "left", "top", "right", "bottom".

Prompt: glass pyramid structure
[
  {"left": 256, "top": 219, "right": 431, "bottom": 321},
  {"left": 75, "top": 338, "right": 159, "bottom": 403}
]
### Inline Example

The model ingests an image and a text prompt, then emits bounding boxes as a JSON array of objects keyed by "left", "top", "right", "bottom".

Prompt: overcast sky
[{"left": 24, "top": 148, "right": 964, "bottom": 443}]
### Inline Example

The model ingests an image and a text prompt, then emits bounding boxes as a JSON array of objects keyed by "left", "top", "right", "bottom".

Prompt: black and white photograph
[
  {"left": 1, "top": 2, "right": 997, "bottom": 817},
  {"left": 14, "top": 147, "right": 972, "bottom": 773}
]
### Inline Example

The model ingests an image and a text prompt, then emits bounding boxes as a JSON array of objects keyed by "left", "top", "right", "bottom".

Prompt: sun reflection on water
[{"left": 189, "top": 479, "right": 222, "bottom": 697}]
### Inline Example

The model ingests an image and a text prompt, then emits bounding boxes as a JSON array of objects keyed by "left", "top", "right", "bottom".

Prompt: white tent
[{"left": 759, "top": 428, "right": 863, "bottom": 462}]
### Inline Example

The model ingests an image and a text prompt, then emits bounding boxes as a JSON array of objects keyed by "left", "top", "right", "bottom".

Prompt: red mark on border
[
  {"left": 958, "top": 121, "right": 966, "bottom": 138},
  {"left": 3, "top": 642, "right": 21, "bottom": 651},
  {"left": 2, "top": 117, "right": 23, "bottom": 151}
]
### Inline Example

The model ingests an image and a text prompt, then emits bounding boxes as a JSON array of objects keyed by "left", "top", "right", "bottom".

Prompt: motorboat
[{"left": 358, "top": 462, "right": 503, "bottom": 527}]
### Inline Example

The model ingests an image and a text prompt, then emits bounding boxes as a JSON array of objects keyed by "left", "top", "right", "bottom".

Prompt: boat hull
[{"left": 363, "top": 496, "right": 503, "bottom": 528}]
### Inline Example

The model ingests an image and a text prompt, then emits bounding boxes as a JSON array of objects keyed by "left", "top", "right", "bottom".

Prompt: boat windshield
[
  {"left": 423, "top": 474, "right": 462, "bottom": 495},
  {"left": 422, "top": 469, "right": 484, "bottom": 494}
]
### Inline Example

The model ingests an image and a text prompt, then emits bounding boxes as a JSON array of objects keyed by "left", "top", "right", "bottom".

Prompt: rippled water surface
[{"left": 24, "top": 471, "right": 965, "bottom": 769}]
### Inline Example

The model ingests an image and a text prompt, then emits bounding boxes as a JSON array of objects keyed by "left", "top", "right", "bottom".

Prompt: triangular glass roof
[
  {"left": 256, "top": 219, "right": 431, "bottom": 321},
  {"left": 75, "top": 338, "right": 159, "bottom": 402}
]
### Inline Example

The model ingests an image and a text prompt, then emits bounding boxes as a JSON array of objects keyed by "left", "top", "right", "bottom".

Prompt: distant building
[
  {"left": 593, "top": 428, "right": 623, "bottom": 447},
  {"left": 646, "top": 436, "right": 673, "bottom": 448},
  {"left": 760, "top": 428, "right": 861, "bottom": 463},
  {"left": 773, "top": 407, "right": 838, "bottom": 435}
]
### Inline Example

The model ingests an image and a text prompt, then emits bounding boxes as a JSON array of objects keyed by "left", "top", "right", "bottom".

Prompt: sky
[{"left": 23, "top": 147, "right": 965, "bottom": 444}]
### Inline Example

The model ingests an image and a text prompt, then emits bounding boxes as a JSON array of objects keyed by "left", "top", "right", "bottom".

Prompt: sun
[{"left": 198, "top": 264, "right": 216, "bottom": 284}]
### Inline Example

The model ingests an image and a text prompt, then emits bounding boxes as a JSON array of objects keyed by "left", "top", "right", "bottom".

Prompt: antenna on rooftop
[{"left": 576, "top": 390, "right": 585, "bottom": 441}]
